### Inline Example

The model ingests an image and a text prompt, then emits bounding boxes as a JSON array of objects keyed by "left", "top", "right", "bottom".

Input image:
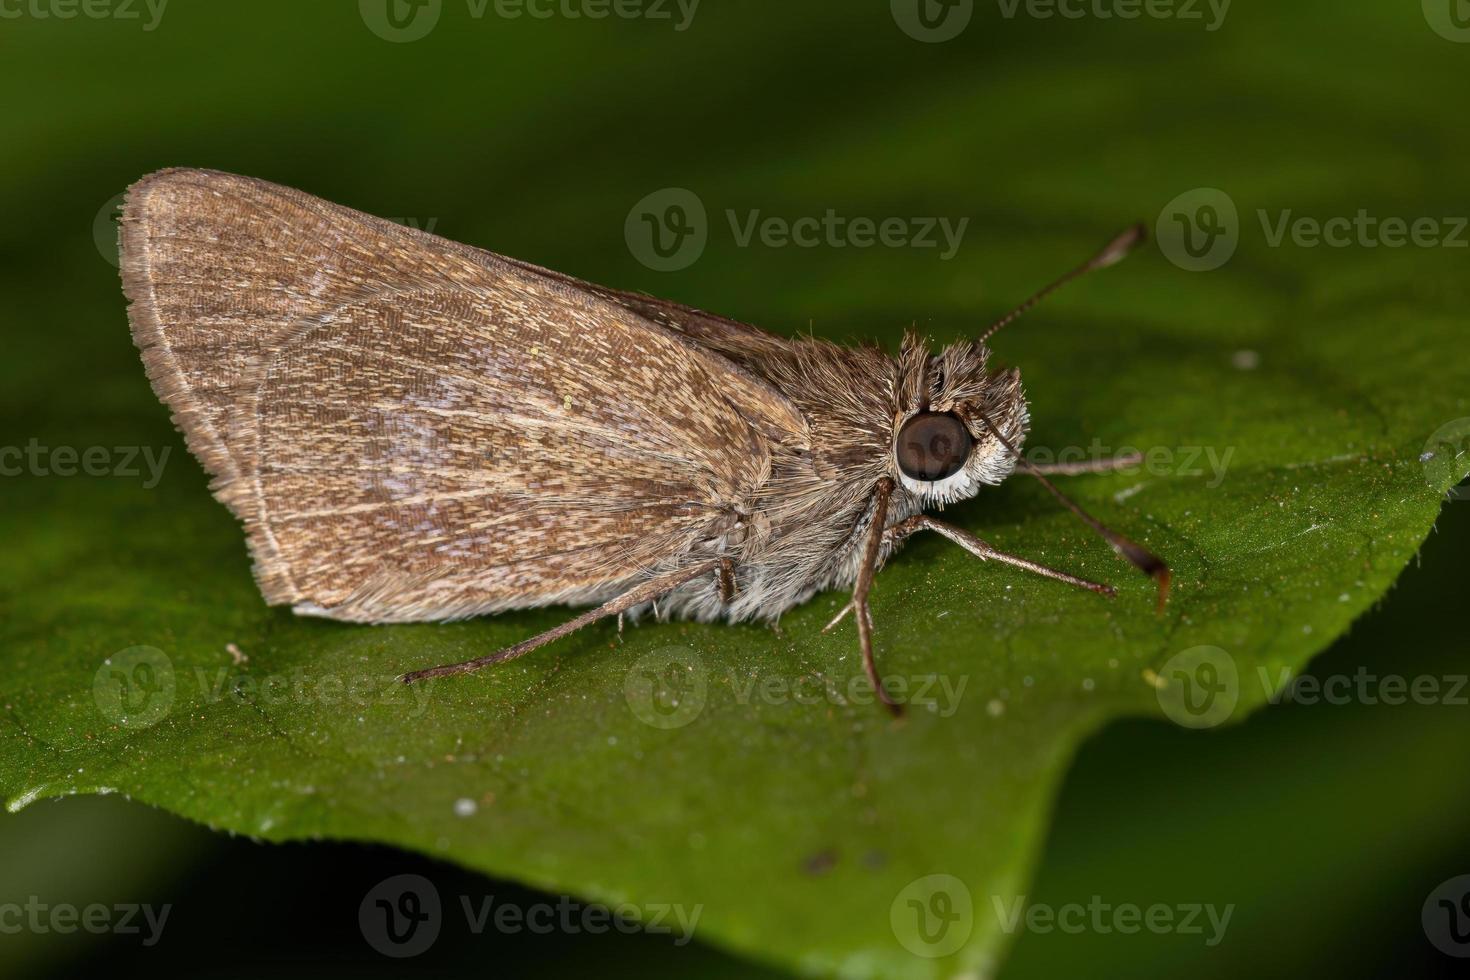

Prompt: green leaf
[{"left": 2, "top": 3, "right": 1467, "bottom": 977}]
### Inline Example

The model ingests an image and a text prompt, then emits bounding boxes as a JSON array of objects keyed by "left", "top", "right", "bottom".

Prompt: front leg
[
  {"left": 884, "top": 516, "right": 1116, "bottom": 597},
  {"left": 823, "top": 511, "right": 1116, "bottom": 630},
  {"left": 715, "top": 557, "right": 736, "bottom": 604},
  {"left": 821, "top": 478, "right": 903, "bottom": 717}
]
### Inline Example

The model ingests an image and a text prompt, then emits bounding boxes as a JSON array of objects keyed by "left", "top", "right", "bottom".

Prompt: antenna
[
  {"left": 977, "top": 223, "right": 1147, "bottom": 346},
  {"left": 972, "top": 407, "right": 1171, "bottom": 612}
]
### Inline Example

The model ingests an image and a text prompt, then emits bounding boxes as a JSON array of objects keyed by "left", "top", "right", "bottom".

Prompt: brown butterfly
[{"left": 119, "top": 169, "right": 1167, "bottom": 716}]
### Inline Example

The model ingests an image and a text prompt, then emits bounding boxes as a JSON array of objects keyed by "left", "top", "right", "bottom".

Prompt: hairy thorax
[{"left": 651, "top": 335, "right": 1025, "bottom": 625}]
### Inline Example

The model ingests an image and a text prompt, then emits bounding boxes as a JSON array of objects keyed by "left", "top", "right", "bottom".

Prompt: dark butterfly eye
[{"left": 895, "top": 412, "right": 972, "bottom": 481}]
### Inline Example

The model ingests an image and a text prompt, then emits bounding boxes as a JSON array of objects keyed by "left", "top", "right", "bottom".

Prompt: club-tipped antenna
[{"left": 977, "top": 223, "right": 1147, "bottom": 347}]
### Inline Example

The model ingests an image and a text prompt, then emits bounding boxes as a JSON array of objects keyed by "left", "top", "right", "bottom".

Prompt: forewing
[
  {"left": 119, "top": 168, "right": 806, "bottom": 621},
  {"left": 493, "top": 253, "right": 797, "bottom": 365}
]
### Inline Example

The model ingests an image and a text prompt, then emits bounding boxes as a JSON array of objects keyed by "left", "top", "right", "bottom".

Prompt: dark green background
[{"left": 2, "top": 1, "right": 1468, "bottom": 977}]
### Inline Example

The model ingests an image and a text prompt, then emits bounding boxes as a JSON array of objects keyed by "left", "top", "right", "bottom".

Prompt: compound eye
[{"left": 895, "top": 412, "right": 972, "bottom": 481}]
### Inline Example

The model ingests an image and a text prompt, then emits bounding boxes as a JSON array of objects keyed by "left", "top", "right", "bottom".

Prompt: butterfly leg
[
  {"left": 401, "top": 560, "right": 721, "bottom": 683},
  {"left": 823, "top": 513, "right": 1116, "bottom": 636},
  {"left": 884, "top": 515, "right": 1116, "bottom": 596},
  {"left": 716, "top": 558, "right": 736, "bottom": 604},
  {"left": 1026, "top": 451, "right": 1142, "bottom": 476},
  {"left": 821, "top": 478, "right": 903, "bottom": 717},
  {"left": 972, "top": 410, "right": 1169, "bottom": 608}
]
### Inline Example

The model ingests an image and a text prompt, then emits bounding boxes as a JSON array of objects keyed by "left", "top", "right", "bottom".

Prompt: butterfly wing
[
  {"left": 489, "top": 252, "right": 798, "bottom": 364},
  {"left": 120, "top": 169, "right": 807, "bottom": 621}
]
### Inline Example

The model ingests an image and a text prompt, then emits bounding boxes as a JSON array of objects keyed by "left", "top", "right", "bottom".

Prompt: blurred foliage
[{"left": 2, "top": 1, "right": 1468, "bottom": 977}]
